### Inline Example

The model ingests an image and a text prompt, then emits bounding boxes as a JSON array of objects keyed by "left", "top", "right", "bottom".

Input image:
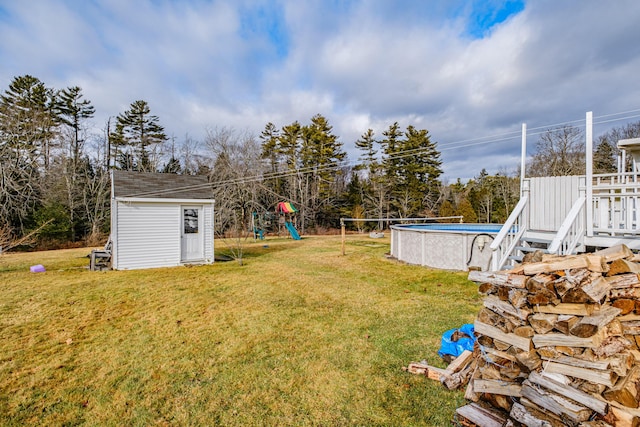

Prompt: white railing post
[
  {"left": 586, "top": 111, "right": 593, "bottom": 237},
  {"left": 547, "top": 196, "right": 586, "bottom": 254},
  {"left": 490, "top": 195, "right": 528, "bottom": 271},
  {"left": 520, "top": 123, "right": 527, "bottom": 196}
]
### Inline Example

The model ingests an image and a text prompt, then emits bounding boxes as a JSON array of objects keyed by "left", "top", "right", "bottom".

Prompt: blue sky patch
[
  {"left": 465, "top": 0, "right": 525, "bottom": 38},
  {"left": 239, "top": 4, "right": 289, "bottom": 60}
]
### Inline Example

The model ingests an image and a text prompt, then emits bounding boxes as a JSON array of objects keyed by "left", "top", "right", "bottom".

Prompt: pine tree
[
  {"left": 379, "top": 124, "right": 442, "bottom": 217},
  {"left": 279, "top": 121, "right": 301, "bottom": 170},
  {"left": 56, "top": 86, "right": 95, "bottom": 170},
  {"left": 53, "top": 86, "right": 95, "bottom": 242},
  {"left": 456, "top": 198, "right": 478, "bottom": 223},
  {"left": 380, "top": 122, "right": 403, "bottom": 190},
  {"left": 0, "top": 75, "right": 58, "bottom": 169},
  {"left": 0, "top": 75, "right": 57, "bottom": 232},
  {"left": 593, "top": 137, "right": 618, "bottom": 173},
  {"left": 354, "top": 128, "right": 382, "bottom": 219},
  {"left": 259, "top": 122, "right": 283, "bottom": 198},
  {"left": 111, "top": 100, "right": 167, "bottom": 171},
  {"left": 298, "top": 114, "right": 346, "bottom": 230},
  {"left": 355, "top": 128, "right": 378, "bottom": 173},
  {"left": 400, "top": 125, "right": 443, "bottom": 214},
  {"left": 438, "top": 200, "right": 456, "bottom": 220}
]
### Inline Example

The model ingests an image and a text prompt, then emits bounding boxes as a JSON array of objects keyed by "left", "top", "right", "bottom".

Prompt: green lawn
[{"left": 0, "top": 235, "right": 482, "bottom": 426}]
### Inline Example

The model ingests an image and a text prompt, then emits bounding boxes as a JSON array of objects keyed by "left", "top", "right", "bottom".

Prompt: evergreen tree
[
  {"left": 111, "top": 100, "right": 167, "bottom": 171},
  {"left": 354, "top": 128, "right": 382, "bottom": 220},
  {"left": 162, "top": 156, "right": 182, "bottom": 174},
  {"left": 355, "top": 128, "right": 378, "bottom": 173},
  {"left": 380, "top": 122, "right": 403, "bottom": 191},
  {"left": 279, "top": 121, "right": 301, "bottom": 170},
  {"left": 438, "top": 200, "right": 456, "bottom": 220},
  {"left": 299, "top": 114, "right": 346, "bottom": 230},
  {"left": 594, "top": 121, "right": 640, "bottom": 173},
  {"left": 593, "top": 138, "right": 617, "bottom": 173},
  {"left": 56, "top": 86, "right": 95, "bottom": 170},
  {"left": 259, "top": 122, "right": 283, "bottom": 198},
  {"left": 0, "top": 75, "right": 58, "bottom": 169},
  {"left": 0, "top": 75, "right": 57, "bottom": 232},
  {"left": 260, "top": 122, "right": 281, "bottom": 171},
  {"left": 456, "top": 198, "right": 478, "bottom": 223},
  {"left": 399, "top": 125, "right": 443, "bottom": 214},
  {"left": 54, "top": 86, "right": 96, "bottom": 241},
  {"left": 379, "top": 124, "right": 442, "bottom": 217}
]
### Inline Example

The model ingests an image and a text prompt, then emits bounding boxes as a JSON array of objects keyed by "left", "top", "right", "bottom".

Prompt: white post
[
  {"left": 586, "top": 111, "right": 593, "bottom": 237},
  {"left": 520, "top": 123, "right": 527, "bottom": 196},
  {"left": 617, "top": 153, "right": 622, "bottom": 174}
]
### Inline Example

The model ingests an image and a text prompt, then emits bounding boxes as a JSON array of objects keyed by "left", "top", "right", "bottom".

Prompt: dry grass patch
[{"left": 0, "top": 235, "right": 481, "bottom": 426}]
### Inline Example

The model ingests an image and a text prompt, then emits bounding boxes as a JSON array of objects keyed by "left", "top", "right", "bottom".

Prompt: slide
[{"left": 285, "top": 221, "right": 301, "bottom": 240}]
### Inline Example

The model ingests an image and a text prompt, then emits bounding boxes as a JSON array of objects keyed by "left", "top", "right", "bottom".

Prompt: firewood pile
[{"left": 407, "top": 244, "right": 640, "bottom": 426}]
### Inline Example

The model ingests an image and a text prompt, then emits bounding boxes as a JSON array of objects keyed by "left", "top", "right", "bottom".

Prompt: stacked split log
[{"left": 459, "top": 244, "right": 640, "bottom": 427}]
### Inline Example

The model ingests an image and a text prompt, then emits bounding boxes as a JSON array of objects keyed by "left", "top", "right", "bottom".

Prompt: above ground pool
[{"left": 390, "top": 223, "right": 503, "bottom": 271}]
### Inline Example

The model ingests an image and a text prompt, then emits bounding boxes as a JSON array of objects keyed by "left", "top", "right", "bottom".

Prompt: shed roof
[{"left": 112, "top": 170, "right": 214, "bottom": 200}]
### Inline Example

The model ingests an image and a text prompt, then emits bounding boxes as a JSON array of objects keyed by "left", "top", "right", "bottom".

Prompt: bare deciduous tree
[
  {"left": 528, "top": 125, "right": 585, "bottom": 176},
  {"left": 205, "top": 128, "right": 266, "bottom": 265}
]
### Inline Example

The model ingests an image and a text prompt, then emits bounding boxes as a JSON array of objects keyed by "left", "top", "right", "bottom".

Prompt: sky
[{"left": 2, "top": 0, "right": 640, "bottom": 181}]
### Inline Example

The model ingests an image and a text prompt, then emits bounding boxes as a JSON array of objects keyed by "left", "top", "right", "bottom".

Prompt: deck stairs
[
  {"left": 490, "top": 176, "right": 590, "bottom": 271},
  {"left": 508, "top": 234, "right": 553, "bottom": 264},
  {"left": 489, "top": 119, "right": 640, "bottom": 271},
  {"left": 507, "top": 232, "right": 587, "bottom": 265},
  {"left": 491, "top": 172, "right": 640, "bottom": 271}
]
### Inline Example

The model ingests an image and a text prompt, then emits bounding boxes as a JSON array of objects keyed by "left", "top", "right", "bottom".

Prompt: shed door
[{"left": 181, "top": 206, "right": 204, "bottom": 262}]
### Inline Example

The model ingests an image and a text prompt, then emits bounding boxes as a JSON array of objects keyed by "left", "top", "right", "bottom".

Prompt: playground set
[{"left": 252, "top": 202, "right": 301, "bottom": 240}]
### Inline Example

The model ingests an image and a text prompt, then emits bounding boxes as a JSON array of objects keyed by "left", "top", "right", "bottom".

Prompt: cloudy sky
[{"left": 2, "top": 0, "right": 640, "bottom": 180}]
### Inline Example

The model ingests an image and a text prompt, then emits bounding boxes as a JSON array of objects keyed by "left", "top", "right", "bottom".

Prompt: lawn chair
[{"left": 90, "top": 237, "right": 112, "bottom": 271}]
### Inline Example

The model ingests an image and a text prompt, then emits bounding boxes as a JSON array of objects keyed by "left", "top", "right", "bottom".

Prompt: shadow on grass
[{"left": 214, "top": 237, "right": 303, "bottom": 262}]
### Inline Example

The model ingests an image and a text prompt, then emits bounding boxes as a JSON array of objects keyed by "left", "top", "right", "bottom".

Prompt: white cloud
[{"left": 1, "top": 0, "right": 640, "bottom": 180}]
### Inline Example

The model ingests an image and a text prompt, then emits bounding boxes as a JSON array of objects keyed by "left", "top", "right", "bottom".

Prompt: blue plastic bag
[{"left": 437, "top": 323, "right": 475, "bottom": 359}]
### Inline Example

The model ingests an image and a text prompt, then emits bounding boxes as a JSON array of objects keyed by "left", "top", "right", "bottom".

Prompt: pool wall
[{"left": 390, "top": 224, "right": 501, "bottom": 271}]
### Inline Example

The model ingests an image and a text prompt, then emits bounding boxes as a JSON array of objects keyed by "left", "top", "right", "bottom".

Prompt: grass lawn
[{"left": 0, "top": 235, "right": 482, "bottom": 426}]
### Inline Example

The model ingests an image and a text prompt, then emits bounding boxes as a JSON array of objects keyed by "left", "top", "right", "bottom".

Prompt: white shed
[{"left": 110, "top": 171, "right": 215, "bottom": 270}]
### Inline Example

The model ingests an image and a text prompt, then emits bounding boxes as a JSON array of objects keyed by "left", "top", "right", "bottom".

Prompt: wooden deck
[{"left": 491, "top": 173, "right": 640, "bottom": 270}]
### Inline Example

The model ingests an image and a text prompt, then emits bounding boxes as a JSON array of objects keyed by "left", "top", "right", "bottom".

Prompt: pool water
[{"left": 399, "top": 224, "right": 503, "bottom": 233}]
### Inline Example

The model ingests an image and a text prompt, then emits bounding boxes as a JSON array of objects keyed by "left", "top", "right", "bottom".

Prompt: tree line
[{"left": 1, "top": 74, "right": 638, "bottom": 250}]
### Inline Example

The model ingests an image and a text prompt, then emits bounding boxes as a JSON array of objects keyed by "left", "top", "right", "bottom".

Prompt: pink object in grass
[{"left": 30, "top": 264, "right": 45, "bottom": 273}]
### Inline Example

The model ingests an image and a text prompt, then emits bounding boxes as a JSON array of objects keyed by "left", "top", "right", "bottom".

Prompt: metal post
[{"left": 586, "top": 111, "right": 593, "bottom": 237}]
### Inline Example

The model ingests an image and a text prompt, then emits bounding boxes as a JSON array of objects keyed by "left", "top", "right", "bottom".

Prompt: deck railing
[
  {"left": 592, "top": 172, "right": 640, "bottom": 235},
  {"left": 547, "top": 196, "right": 586, "bottom": 254},
  {"left": 490, "top": 195, "right": 528, "bottom": 271}
]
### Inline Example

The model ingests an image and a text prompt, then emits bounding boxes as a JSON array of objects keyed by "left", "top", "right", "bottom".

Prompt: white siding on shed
[
  {"left": 115, "top": 202, "right": 181, "bottom": 270},
  {"left": 203, "top": 204, "right": 214, "bottom": 263}
]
